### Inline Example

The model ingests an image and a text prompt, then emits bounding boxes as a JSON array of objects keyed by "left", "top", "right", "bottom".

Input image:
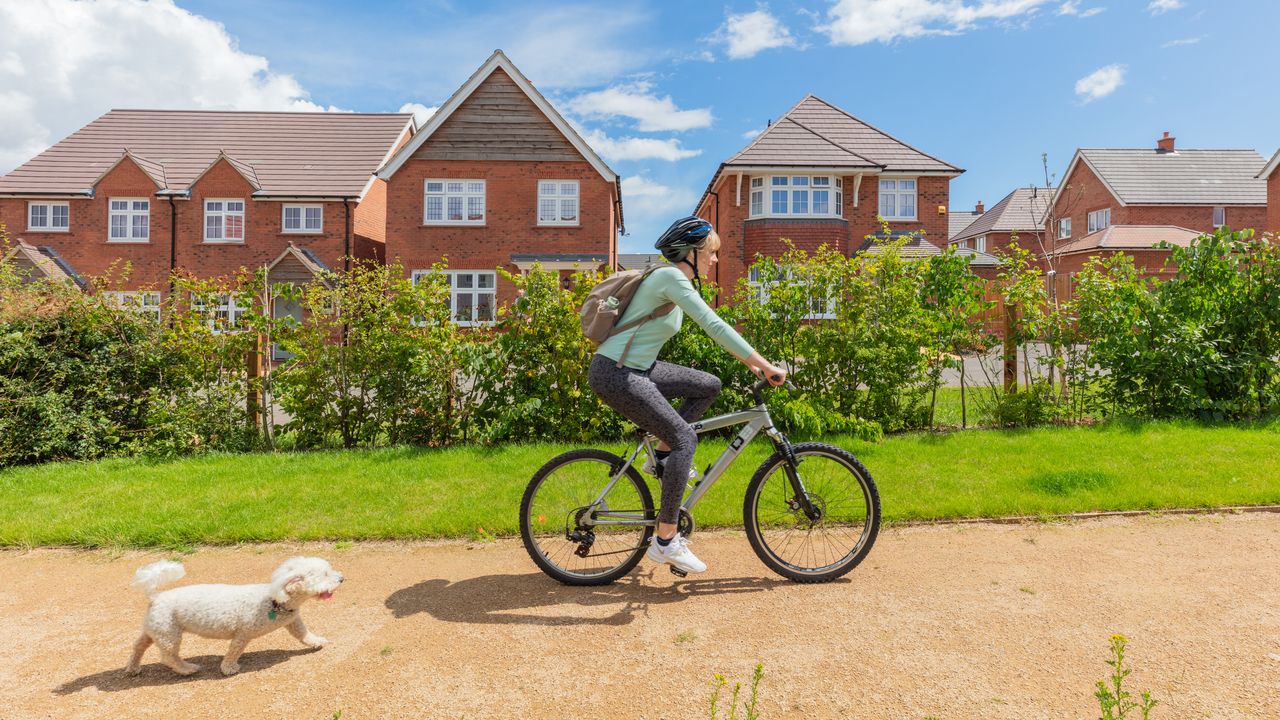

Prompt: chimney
[
  {"left": 975, "top": 201, "right": 984, "bottom": 213},
  {"left": 1157, "top": 131, "right": 1175, "bottom": 152}
]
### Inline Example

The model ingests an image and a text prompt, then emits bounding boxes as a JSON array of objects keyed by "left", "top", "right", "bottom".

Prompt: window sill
[
  {"left": 26, "top": 229, "right": 71, "bottom": 234},
  {"left": 420, "top": 222, "right": 487, "bottom": 227},
  {"left": 535, "top": 223, "right": 582, "bottom": 228},
  {"left": 280, "top": 231, "right": 324, "bottom": 236},
  {"left": 745, "top": 215, "right": 847, "bottom": 221},
  {"left": 106, "top": 239, "right": 150, "bottom": 244},
  {"left": 884, "top": 218, "right": 920, "bottom": 223},
  {"left": 201, "top": 241, "right": 248, "bottom": 245}
]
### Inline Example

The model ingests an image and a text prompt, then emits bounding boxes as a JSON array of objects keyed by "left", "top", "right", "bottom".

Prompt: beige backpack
[{"left": 580, "top": 265, "right": 676, "bottom": 368}]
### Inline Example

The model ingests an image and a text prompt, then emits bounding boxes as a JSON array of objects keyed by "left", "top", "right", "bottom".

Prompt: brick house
[
  {"left": 692, "top": 95, "right": 963, "bottom": 299},
  {"left": 1049, "top": 225, "right": 1201, "bottom": 279},
  {"left": 949, "top": 201, "right": 984, "bottom": 243},
  {"left": 1258, "top": 148, "right": 1280, "bottom": 236},
  {"left": 950, "top": 187, "right": 1053, "bottom": 257},
  {"left": 1045, "top": 133, "right": 1267, "bottom": 256},
  {"left": 0, "top": 110, "right": 413, "bottom": 319},
  {"left": 376, "top": 51, "right": 622, "bottom": 324}
]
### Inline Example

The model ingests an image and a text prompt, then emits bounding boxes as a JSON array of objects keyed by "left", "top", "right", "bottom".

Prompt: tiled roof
[
  {"left": 726, "top": 95, "right": 961, "bottom": 173},
  {"left": 3, "top": 240, "right": 85, "bottom": 286},
  {"left": 616, "top": 254, "right": 667, "bottom": 270},
  {"left": 1078, "top": 148, "right": 1266, "bottom": 205},
  {"left": 1051, "top": 225, "right": 1202, "bottom": 256},
  {"left": 0, "top": 110, "right": 413, "bottom": 198},
  {"left": 948, "top": 209, "right": 984, "bottom": 240},
  {"left": 857, "top": 236, "right": 943, "bottom": 258},
  {"left": 953, "top": 187, "right": 1053, "bottom": 242},
  {"left": 1258, "top": 147, "right": 1280, "bottom": 180}
]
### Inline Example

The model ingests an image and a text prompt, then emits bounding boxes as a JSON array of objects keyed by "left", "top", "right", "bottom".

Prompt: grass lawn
[{"left": 1, "top": 419, "right": 1278, "bottom": 547}]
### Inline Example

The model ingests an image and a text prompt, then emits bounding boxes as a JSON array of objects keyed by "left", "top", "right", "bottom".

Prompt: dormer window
[{"left": 749, "top": 176, "right": 843, "bottom": 219}]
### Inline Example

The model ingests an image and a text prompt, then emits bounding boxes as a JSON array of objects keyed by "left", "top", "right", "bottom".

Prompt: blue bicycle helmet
[{"left": 655, "top": 216, "right": 714, "bottom": 289}]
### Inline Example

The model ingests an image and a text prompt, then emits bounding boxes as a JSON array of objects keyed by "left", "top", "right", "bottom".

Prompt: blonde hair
[{"left": 704, "top": 229, "right": 721, "bottom": 252}]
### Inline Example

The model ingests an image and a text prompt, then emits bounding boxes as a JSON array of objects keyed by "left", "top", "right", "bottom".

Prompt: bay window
[
  {"left": 191, "top": 293, "right": 249, "bottom": 333},
  {"left": 413, "top": 269, "right": 495, "bottom": 326},
  {"left": 750, "top": 175, "right": 844, "bottom": 219}
]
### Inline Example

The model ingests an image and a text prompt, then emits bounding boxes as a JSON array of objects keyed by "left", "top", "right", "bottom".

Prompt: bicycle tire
[
  {"left": 743, "top": 442, "right": 880, "bottom": 583},
  {"left": 520, "top": 448, "right": 655, "bottom": 586}
]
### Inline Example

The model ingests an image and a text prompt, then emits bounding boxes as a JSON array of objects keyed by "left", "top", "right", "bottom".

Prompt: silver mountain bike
[{"left": 519, "top": 376, "right": 880, "bottom": 586}]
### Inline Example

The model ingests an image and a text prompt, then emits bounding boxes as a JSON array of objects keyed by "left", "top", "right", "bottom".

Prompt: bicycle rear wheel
[
  {"left": 520, "top": 448, "right": 655, "bottom": 586},
  {"left": 743, "top": 442, "right": 880, "bottom": 583}
]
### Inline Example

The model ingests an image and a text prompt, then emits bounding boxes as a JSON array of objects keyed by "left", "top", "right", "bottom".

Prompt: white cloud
[
  {"left": 1057, "top": 1, "right": 1105, "bottom": 17},
  {"left": 582, "top": 129, "right": 702, "bottom": 162},
  {"left": 1147, "top": 0, "right": 1186, "bottom": 15},
  {"left": 710, "top": 6, "right": 798, "bottom": 59},
  {"left": 622, "top": 176, "right": 699, "bottom": 215},
  {"left": 564, "top": 81, "right": 713, "bottom": 132},
  {"left": 1075, "top": 64, "right": 1127, "bottom": 103},
  {"left": 817, "top": 0, "right": 1055, "bottom": 46},
  {"left": 1161, "top": 36, "right": 1201, "bottom": 47},
  {"left": 0, "top": 0, "right": 340, "bottom": 175},
  {"left": 742, "top": 128, "right": 764, "bottom": 139},
  {"left": 398, "top": 103, "right": 438, "bottom": 129}
]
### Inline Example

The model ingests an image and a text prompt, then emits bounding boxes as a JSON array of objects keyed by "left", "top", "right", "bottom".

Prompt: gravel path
[{"left": 2, "top": 512, "right": 1279, "bottom": 719}]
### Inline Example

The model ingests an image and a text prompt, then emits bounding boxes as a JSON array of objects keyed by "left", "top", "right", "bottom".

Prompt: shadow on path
[
  {"left": 53, "top": 648, "right": 319, "bottom": 695},
  {"left": 385, "top": 570, "right": 826, "bottom": 627}
]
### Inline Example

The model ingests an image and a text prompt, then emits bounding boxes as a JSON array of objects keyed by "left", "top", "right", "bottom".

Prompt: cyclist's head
[{"left": 655, "top": 216, "right": 713, "bottom": 264}]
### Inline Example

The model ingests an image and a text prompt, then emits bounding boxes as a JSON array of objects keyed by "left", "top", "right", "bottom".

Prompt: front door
[{"left": 273, "top": 297, "right": 304, "bottom": 360}]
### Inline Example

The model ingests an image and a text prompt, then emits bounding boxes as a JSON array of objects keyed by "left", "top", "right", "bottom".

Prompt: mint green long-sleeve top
[{"left": 596, "top": 266, "right": 755, "bottom": 371}]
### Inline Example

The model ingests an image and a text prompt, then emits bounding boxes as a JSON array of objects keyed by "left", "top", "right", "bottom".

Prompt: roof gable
[
  {"left": 266, "top": 242, "right": 335, "bottom": 287},
  {"left": 1258, "top": 147, "right": 1280, "bottom": 180},
  {"left": 3, "top": 240, "right": 85, "bottom": 286},
  {"left": 378, "top": 51, "right": 616, "bottom": 182},
  {"left": 726, "top": 95, "right": 960, "bottom": 173},
  {"left": 954, "top": 187, "right": 1053, "bottom": 242}
]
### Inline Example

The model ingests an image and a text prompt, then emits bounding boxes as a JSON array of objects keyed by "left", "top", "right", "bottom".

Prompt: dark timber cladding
[{"left": 410, "top": 68, "right": 586, "bottom": 162}]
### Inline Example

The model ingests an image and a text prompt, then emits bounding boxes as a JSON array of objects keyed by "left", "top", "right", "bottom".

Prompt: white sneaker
[
  {"left": 640, "top": 455, "right": 699, "bottom": 480},
  {"left": 645, "top": 534, "right": 707, "bottom": 574}
]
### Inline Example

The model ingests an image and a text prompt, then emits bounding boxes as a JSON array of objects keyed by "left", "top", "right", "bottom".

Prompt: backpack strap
[{"left": 613, "top": 302, "right": 675, "bottom": 369}]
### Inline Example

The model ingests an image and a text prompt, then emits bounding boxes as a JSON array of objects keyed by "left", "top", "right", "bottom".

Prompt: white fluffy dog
[{"left": 125, "top": 556, "right": 344, "bottom": 677}]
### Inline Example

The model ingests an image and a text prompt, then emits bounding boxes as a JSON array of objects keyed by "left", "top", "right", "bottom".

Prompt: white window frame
[
  {"left": 110, "top": 291, "right": 162, "bottom": 321},
  {"left": 1087, "top": 208, "right": 1111, "bottom": 234},
  {"left": 412, "top": 269, "right": 496, "bottom": 327},
  {"left": 108, "top": 198, "right": 150, "bottom": 242},
  {"left": 423, "top": 179, "right": 486, "bottom": 225},
  {"left": 748, "top": 175, "right": 843, "bottom": 220},
  {"left": 1213, "top": 207, "right": 1225, "bottom": 227},
  {"left": 878, "top": 178, "right": 917, "bottom": 222},
  {"left": 537, "top": 180, "right": 580, "bottom": 226},
  {"left": 1057, "top": 218, "right": 1072, "bottom": 239},
  {"left": 204, "top": 199, "right": 246, "bottom": 243},
  {"left": 282, "top": 204, "right": 323, "bottom": 234},
  {"left": 28, "top": 201, "right": 70, "bottom": 232},
  {"left": 747, "top": 266, "right": 836, "bottom": 321},
  {"left": 191, "top": 292, "right": 249, "bottom": 333},
  {"left": 975, "top": 236, "right": 987, "bottom": 253}
]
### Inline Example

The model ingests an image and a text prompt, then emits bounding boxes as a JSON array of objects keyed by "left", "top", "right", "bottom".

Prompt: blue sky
[{"left": 2, "top": 0, "right": 1277, "bottom": 252}]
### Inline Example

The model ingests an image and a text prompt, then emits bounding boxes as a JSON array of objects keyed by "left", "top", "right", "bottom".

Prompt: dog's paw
[
  {"left": 304, "top": 634, "right": 327, "bottom": 649},
  {"left": 220, "top": 662, "right": 240, "bottom": 676},
  {"left": 125, "top": 665, "right": 142, "bottom": 677},
  {"left": 175, "top": 662, "right": 201, "bottom": 676}
]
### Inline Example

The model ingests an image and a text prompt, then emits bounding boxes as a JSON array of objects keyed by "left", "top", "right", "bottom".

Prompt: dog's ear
[{"left": 271, "top": 574, "right": 306, "bottom": 603}]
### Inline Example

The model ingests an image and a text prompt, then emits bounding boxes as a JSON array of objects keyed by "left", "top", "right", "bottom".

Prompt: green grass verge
[{"left": 1, "top": 418, "right": 1278, "bottom": 547}]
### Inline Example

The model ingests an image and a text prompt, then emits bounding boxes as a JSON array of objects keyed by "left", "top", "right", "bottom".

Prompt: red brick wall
[
  {"left": 1057, "top": 249, "right": 1177, "bottom": 278},
  {"left": 1268, "top": 172, "right": 1280, "bottom": 236},
  {"left": 697, "top": 171, "right": 953, "bottom": 300},
  {"left": 384, "top": 159, "right": 617, "bottom": 305},
  {"left": 1, "top": 157, "right": 378, "bottom": 296},
  {"left": 354, "top": 177, "right": 388, "bottom": 246}
]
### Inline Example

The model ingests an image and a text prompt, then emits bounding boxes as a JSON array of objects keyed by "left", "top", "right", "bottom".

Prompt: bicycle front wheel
[
  {"left": 520, "top": 448, "right": 655, "bottom": 586},
  {"left": 743, "top": 442, "right": 880, "bottom": 583}
]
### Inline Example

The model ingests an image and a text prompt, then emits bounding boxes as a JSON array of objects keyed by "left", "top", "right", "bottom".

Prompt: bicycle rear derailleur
[{"left": 568, "top": 507, "right": 596, "bottom": 557}]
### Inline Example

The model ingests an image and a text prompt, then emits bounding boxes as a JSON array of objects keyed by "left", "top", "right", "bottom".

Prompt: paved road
[{"left": 3, "top": 513, "right": 1278, "bottom": 719}]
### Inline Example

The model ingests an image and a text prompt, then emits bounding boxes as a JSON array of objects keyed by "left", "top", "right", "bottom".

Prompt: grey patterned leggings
[{"left": 587, "top": 354, "right": 721, "bottom": 525}]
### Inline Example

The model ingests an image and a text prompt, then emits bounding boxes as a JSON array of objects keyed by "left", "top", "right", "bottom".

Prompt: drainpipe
[
  {"left": 708, "top": 190, "right": 721, "bottom": 307},
  {"left": 168, "top": 194, "right": 177, "bottom": 325}
]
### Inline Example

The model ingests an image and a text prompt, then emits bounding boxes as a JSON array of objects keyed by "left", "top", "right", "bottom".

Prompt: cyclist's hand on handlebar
[{"left": 753, "top": 363, "right": 787, "bottom": 387}]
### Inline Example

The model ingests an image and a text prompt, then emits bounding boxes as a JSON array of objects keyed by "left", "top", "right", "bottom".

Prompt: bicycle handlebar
[{"left": 750, "top": 374, "right": 797, "bottom": 404}]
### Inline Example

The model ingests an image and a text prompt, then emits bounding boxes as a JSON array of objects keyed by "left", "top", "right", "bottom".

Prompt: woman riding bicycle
[{"left": 588, "top": 216, "right": 787, "bottom": 575}]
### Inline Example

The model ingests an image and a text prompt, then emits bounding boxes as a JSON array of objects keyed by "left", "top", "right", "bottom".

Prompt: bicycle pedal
[{"left": 669, "top": 566, "right": 688, "bottom": 578}]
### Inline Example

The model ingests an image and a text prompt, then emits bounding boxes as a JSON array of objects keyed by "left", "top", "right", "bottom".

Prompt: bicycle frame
[{"left": 579, "top": 402, "right": 803, "bottom": 528}]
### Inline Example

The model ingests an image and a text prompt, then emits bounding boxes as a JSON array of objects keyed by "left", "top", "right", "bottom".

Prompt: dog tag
[{"left": 269, "top": 611, "right": 278, "bottom": 620}]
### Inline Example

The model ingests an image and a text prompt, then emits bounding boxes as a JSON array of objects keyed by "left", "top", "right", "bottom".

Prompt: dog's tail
[{"left": 132, "top": 560, "right": 186, "bottom": 601}]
